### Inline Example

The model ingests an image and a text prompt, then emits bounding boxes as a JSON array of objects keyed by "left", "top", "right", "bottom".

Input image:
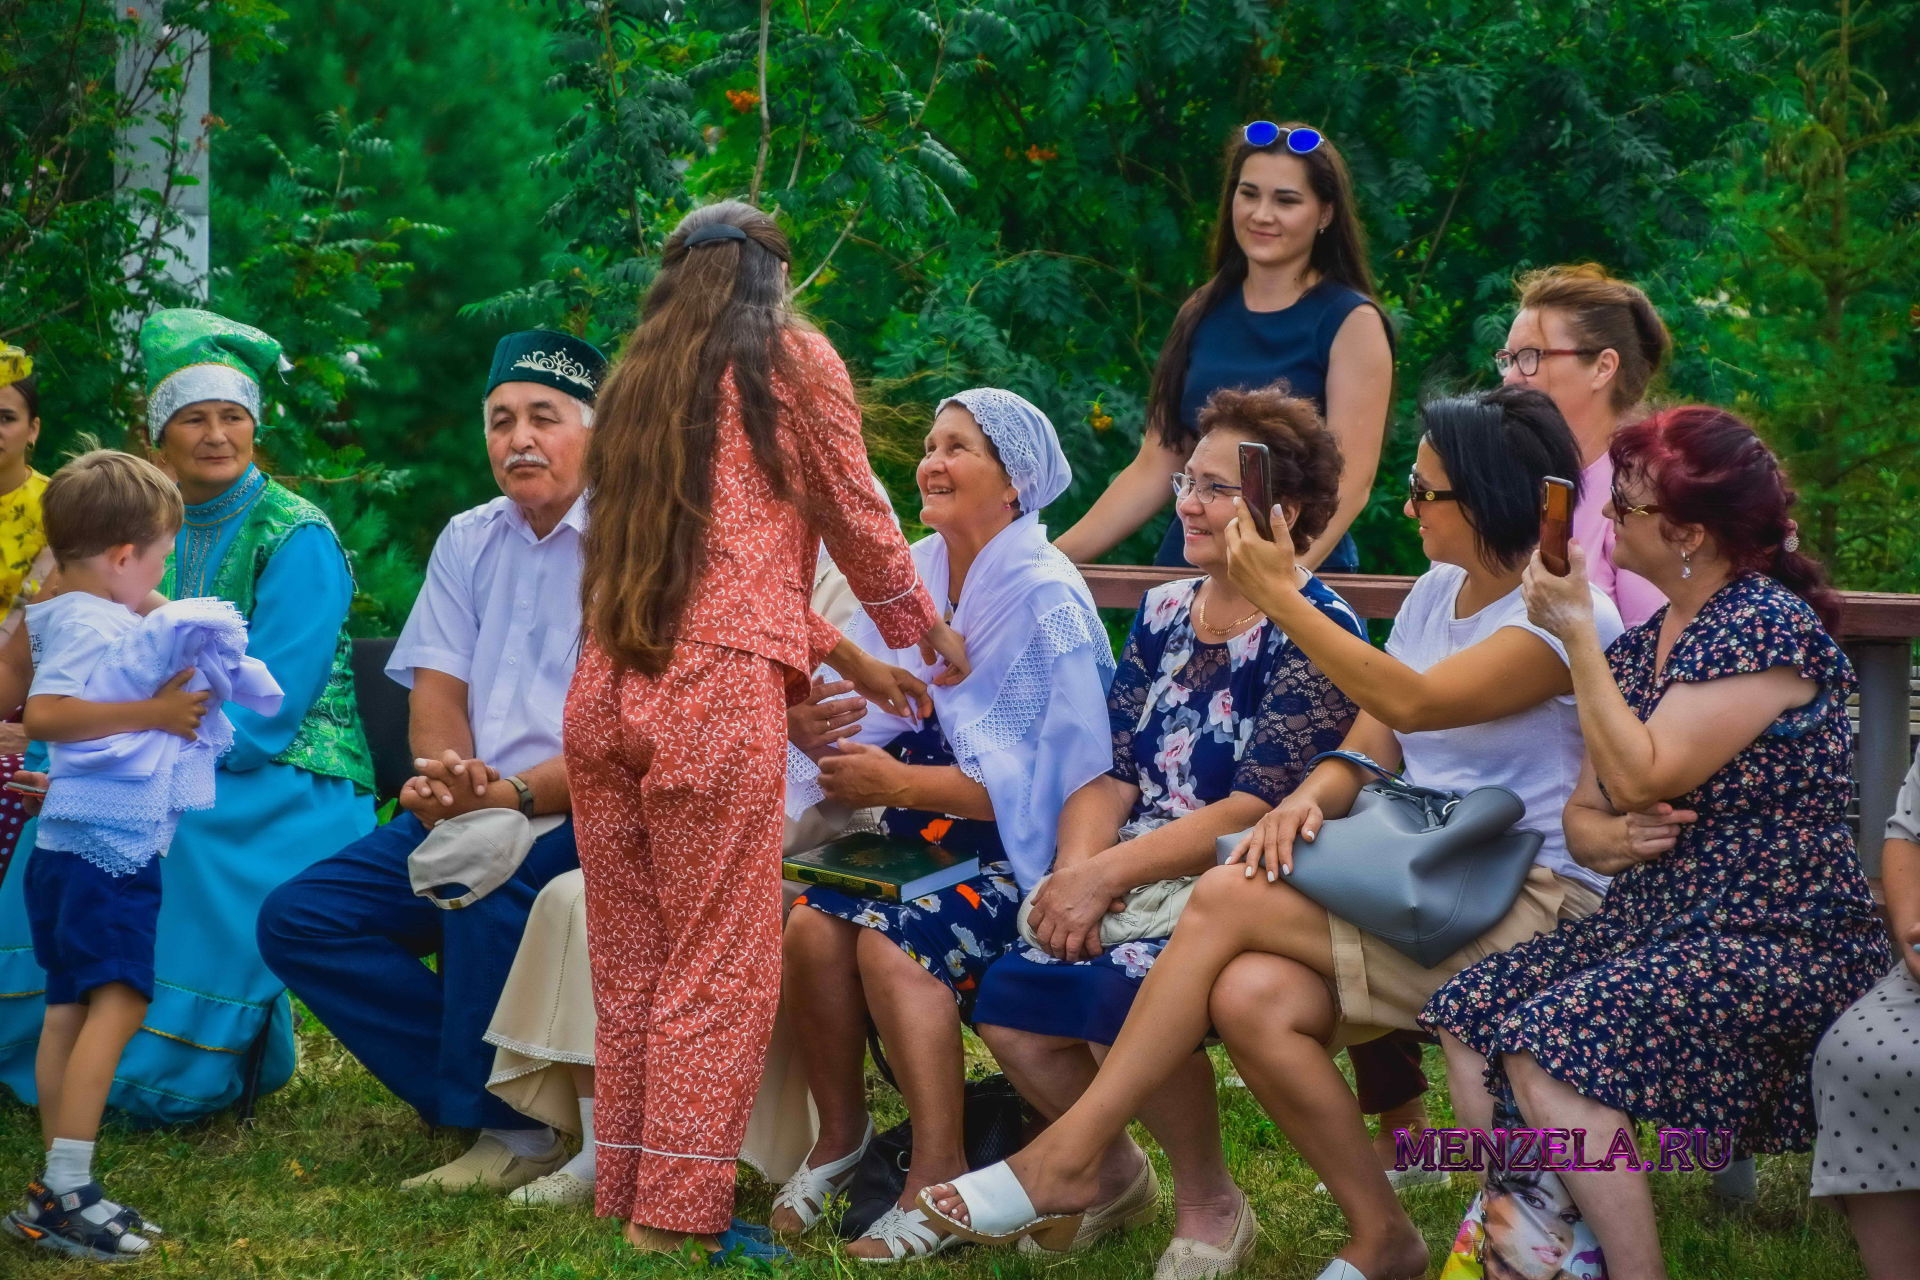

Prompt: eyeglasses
[
  {"left": 1609, "top": 486, "right": 1662, "bottom": 523},
  {"left": 1243, "top": 121, "right": 1323, "bottom": 154},
  {"left": 1408, "top": 472, "right": 1458, "bottom": 505},
  {"left": 1492, "top": 347, "right": 1604, "bottom": 378},
  {"left": 1171, "top": 474, "right": 1242, "bottom": 505}
]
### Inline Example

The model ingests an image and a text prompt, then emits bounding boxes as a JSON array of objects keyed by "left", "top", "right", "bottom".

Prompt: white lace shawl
[{"left": 786, "top": 515, "right": 1114, "bottom": 890}]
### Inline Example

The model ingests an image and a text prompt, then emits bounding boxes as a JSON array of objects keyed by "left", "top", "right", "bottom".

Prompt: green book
[{"left": 783, "top": 831, "right": 978, "bottom": 903}]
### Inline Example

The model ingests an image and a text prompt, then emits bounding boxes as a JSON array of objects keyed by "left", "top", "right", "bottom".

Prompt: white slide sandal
[{"left": 914, "top": 1160, "right": 1082, "bottom": 1250}]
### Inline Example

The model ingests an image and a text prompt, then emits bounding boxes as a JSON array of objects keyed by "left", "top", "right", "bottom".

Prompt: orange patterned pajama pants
[{"left": 565, "top": 638, "right": 790, "bottom": 1233}]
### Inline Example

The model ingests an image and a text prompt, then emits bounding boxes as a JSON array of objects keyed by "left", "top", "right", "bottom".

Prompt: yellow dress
[{"left": 0, "top": 469, "right": 50, "bottom": 627}]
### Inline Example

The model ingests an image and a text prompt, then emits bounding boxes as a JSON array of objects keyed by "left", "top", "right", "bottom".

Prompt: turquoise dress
[{"left": 0, "top": 467, "right": 376, "bottom": 1124}]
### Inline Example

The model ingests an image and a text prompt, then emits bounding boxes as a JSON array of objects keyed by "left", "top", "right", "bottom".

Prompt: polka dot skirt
[
  {"left": 1811, "top": 961, "right": 1920, "bottom": 1197},
  {"left": 0, "top": 752, "right": 27, "bottom": 889}
]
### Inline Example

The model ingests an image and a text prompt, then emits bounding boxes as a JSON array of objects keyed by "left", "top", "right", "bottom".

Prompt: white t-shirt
[
  {"left": 1383, "top": 563, "right": 1624, "bottom": 892},
  {"left": 26, "top": 592, "right": 142, "bottom": 700},
  {"left": 385, "top": 494, "right": 585, "bottom": 779}
]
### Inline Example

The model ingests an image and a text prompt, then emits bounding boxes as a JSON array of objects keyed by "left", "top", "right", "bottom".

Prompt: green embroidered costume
[{"left": 165, "top": 470, "right": 373, "bottom": 792}]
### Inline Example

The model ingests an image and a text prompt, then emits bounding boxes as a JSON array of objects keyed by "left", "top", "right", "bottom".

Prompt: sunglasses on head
[{"left": 1243, "top": 121, "right": 1323, "bottom": 153}]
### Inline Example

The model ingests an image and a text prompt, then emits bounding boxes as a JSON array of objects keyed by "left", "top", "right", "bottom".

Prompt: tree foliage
[
  {"left": 480, "top": 0, "right": 1915, "bottom": 587},
  {"left": 0, "top": 0, "right": 283, "bottom": 432},
  {"left": 10, "top": 0, "right": 1916, "bottom": 636},
  {"left": 208, "top": 113, "right": 447, "bottom": 633}
]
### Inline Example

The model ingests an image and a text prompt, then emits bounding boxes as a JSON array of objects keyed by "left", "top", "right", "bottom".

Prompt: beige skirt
[
  {"left": 1328, "top": 864, "right": 1603, "bottom": 1049},
  {"left": 484, "top": 870, "right": 818, "bottom": 1181},
  {"left": 485, "top": 807, "right": 871, "bottom": 1180}
]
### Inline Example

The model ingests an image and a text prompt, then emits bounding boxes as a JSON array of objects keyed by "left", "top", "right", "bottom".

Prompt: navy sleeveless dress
[{"left": 1154, "top": 279, "right": 1386, "bottom": 570}]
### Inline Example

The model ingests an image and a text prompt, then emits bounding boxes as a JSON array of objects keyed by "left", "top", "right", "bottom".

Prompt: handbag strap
[
  {"left": 1307, "top": 749, "right": 1462, "bottom": 825},
  {"left": 1307, "top": 749, "right": 1403, "bottom": 785}
]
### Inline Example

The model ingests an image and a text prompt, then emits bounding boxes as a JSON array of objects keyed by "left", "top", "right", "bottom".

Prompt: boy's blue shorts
[{"left": 24, "top": 847, "right": 162, "bottom": 1005}]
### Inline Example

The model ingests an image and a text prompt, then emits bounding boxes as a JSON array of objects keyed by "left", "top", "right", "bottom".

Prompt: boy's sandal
[
  {"left": 914, "top": 1162, "right": 1083, "bottom": 1251},
  {"left": 5, "top": 1180, "right": 150, "bottom": 1263},
  {"left": 849, "top": 1206, "right": 959, "bottom": 1263}
]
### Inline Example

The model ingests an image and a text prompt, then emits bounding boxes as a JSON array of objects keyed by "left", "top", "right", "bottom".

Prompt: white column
[{"left": 115, "top": 0, "right": 211, "bottom": 300}]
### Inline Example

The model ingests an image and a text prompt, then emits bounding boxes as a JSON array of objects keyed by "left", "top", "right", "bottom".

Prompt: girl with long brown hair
[
  {"left": 1055, "top": 121, "right": 1393, "bottom": 573},
  {"left": 566, "top": 199, "right": 966, "bottom": 1257}
]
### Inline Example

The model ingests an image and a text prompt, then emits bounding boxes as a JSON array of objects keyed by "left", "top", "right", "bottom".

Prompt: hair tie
[
  {"left": 683, "top": 223, "right": 749, "bottom": 248},
  {"left": 1782, "top": 518, "right": 1800, "bottom": 555}
]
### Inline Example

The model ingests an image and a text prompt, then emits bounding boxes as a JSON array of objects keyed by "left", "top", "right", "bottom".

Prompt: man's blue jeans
[{"left": 258, "top": 811, "right": 579, "bottom": 1129}]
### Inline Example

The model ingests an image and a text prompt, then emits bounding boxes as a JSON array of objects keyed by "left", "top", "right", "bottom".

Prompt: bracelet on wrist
[{"left": 505, "top": 773, "right": 536, "bottom": 817}]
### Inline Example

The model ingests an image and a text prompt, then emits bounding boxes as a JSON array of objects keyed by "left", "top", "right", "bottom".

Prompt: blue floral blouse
[
  {"left": 969, "top": 573, "right": 1364, "bottom": 1044},
  {"left": 1107, "top": 575, "right": 1364, "bottom": 831}
]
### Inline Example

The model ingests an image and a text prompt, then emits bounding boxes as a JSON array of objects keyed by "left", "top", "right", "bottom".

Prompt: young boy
[{"left": 2, "top": 450, "right": 201, "bottom": 1262}]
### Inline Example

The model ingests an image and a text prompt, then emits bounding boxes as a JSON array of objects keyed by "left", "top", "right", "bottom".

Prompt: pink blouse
[
  {"left": 1573, "top": 450, "right": 1666, "bottom": 630},
  {"left": 671, "top": 327, "right": 936, "bottom": 691}
]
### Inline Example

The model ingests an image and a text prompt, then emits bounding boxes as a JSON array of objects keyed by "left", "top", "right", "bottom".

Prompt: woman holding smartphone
[
  {"left": 1054, "top": 121, "right": 1392, "bottom": 573},
  {"left": 918, "top": 387, "right": 1622, "bottom": 1280}
]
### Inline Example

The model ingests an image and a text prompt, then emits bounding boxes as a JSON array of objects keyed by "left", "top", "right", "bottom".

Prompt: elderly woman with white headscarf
[{"left": 768, "top": 388, "right": 1114, "bottom": 1260}]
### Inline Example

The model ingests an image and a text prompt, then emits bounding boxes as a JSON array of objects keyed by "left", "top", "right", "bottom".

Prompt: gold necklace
[{"left": 1196, "top": 582, "right": 1261, "bottom": 637}]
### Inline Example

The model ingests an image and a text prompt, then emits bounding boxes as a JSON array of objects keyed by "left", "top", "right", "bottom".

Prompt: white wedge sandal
[{"left": 770, "top": 1119, "right": 874, "bottom": 1236}]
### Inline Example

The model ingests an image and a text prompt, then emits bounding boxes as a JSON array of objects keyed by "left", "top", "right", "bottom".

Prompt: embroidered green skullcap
[
  {"left": 486, "top": 330, "right": 608, "bottom": 404},
  {"left": 141, "top": 308, "right": 289, "bottom": 444}
]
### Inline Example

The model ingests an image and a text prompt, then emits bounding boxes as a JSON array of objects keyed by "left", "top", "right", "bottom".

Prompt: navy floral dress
[
  {"left": 1422, "top": 574, "right": 1890, "bottom": 1154},
  {"left": 972, "top": 575, "right": 1361, "bottom": 1044},
  {"left": 794, "top": 712, "right": 1023, "bottom": 1011}
]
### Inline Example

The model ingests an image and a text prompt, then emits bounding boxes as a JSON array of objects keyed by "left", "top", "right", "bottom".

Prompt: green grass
[{"left": 0, "top": 1025, "right": 1865, "bottom": 1278}]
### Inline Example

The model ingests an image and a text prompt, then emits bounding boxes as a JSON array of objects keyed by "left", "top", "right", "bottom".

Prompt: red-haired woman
[
  {"left": 568, "top": 200, "right": 966, "bottom": 1258},
  {"left": 1424, "top": 406, "right": 1889, "bottom": 1278}
]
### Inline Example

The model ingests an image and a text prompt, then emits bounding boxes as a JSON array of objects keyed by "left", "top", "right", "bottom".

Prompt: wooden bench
[{"left": 1079, "top": 567, "right": 1920, "bottom": 874}]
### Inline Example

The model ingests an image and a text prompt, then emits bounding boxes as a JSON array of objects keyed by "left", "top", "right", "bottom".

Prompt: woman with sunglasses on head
[
  {"left": 1054, "top": 121, "right": 1392, "bottom": 576},
  {"left": 919, "top": 387, "right": 1622, "bottom": 1280},
  {"left": 1496, "top": 264, "right": 1671, "bottom": 628}
]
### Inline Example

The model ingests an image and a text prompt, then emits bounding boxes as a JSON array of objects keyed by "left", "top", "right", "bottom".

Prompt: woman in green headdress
[{"left": 0, "top": 309, "right": 377, "bottom": 1124}]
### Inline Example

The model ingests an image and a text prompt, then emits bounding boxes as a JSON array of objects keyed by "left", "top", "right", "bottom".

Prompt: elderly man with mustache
[{"left": 259, "top": 330, "right": 606, "bottom": 1193}]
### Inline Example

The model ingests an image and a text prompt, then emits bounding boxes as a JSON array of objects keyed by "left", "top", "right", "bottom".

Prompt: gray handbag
[{"left": 1215, "top": 751, "right": 1542, "bottom": 967}]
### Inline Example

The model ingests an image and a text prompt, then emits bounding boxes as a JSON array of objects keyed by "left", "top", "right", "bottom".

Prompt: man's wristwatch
[{"left": 505, "top": 774, "right": 536, "bottom": 818}]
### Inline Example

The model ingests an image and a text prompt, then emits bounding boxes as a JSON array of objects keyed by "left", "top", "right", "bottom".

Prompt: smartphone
[
  {"left": 4, "top": 780, "right": 46, "bottom": 797},
  {"left": 1238, "top": 441, "right": 1275, "bottom": 541},
  {"left": 1539, "top": 476, "right": 1575, "bottom": 576}
]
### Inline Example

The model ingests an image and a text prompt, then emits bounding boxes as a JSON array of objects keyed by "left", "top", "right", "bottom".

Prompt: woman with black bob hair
[
  {"left": 1055, "top": 120, "right": 1392, "bottom": 574},
  {"left": 917, "top": 386, "right": 1623, "bottom": 1280}
]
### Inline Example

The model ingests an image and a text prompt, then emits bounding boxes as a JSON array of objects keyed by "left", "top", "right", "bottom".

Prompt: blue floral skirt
[
  {"left": 795, "top": 861, "right": 1021, "bottom": 1014},
  {"left": 973, "top": 935, "right": 1171, "bottom": 1045}
]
